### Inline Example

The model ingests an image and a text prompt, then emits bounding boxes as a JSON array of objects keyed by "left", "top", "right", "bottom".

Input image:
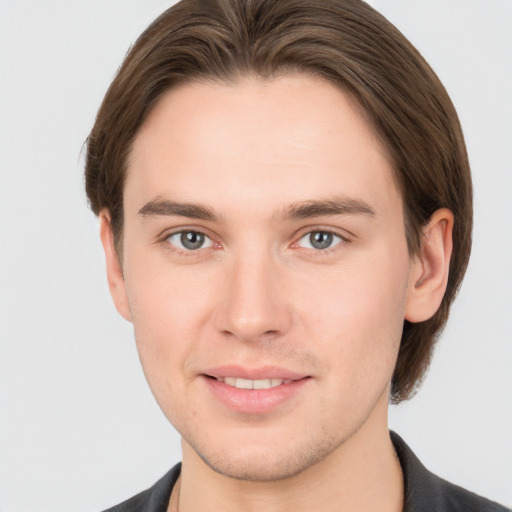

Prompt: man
[{"left": 84, "top": 0, "right": 509, "bottom": 510}]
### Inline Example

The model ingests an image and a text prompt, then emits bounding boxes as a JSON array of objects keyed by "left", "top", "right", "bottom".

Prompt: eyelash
[
  {"left": 160, "top": 227, "right": 350, "bottom": 256},
  {"left": 160, "top": 229, "right": 218, "bottom": 256},
  {"left": 294, "top": 230, "right": 347, "bottom": 253}
]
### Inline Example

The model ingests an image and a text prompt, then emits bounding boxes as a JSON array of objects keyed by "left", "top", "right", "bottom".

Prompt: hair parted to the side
[{"left": 85, "top": 0, "right": 472, "bottom": 403}]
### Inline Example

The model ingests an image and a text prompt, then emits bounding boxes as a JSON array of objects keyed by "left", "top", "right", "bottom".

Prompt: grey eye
[
  {"left": 298, "top": 231, "right": 343, "bottom": 250},
  {"left": 167, "top": 231, "right": 213, "bottom": 251}
]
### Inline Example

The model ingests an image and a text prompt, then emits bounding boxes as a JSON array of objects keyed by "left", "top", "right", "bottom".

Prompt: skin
[{"left": 101, "top": 74, "right": 453, "bottom": 512}]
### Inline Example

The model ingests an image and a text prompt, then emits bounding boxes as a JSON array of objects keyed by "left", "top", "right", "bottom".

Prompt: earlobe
[
  {"left": 405, "top": 208, "right": 454, "bottom": 323},
  {"left": 99, "top": 211, "right": 132, "bottom": 322}
]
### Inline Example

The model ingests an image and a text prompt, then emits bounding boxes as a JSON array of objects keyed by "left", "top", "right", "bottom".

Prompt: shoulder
[
  {"left": 100, "top": 463, "right": 181, "bottom": 512},
  {"left": 391, "top": 432, "right": 510, "bottom": 512},
  {"left": 437, "top": 480, "right": 511, "bottom": 512}
]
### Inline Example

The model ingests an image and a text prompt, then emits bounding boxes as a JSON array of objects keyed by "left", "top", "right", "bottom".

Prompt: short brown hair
[{"left": 85, "top": 0, "right": 472, "bottom": 403}]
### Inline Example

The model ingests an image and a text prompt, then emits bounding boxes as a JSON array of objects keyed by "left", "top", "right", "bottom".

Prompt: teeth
[
  {"left": 235, "top": 378, "right": 253, "bottom": 389},
  {"left": 217, "top": 377, "right": 287, "bottom": 389}
]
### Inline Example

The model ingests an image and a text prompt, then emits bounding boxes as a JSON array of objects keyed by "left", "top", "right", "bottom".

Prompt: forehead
[{"left": 125, "top": 74, "right": 401, "bottom": 219}]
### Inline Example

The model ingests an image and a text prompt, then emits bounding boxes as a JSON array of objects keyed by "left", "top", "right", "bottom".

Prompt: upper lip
[{"left": 204, "top": 365, "right": 309, "bottom": 381}]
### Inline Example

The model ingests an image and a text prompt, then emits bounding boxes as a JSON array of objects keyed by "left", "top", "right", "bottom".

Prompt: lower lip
[{"left": 204, "top": 377, "right": 310, "bottom": 414}]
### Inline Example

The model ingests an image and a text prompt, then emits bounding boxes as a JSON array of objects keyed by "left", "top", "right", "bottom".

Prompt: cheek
[
  {"left": 124, "top": 263, "right": 217, "bottom": 421},
  {"left": 122, "top": 253, "right": 218, "bottom": 379},
  {"left": 293, "top": 246, "right": 410, "bottom": 376}
]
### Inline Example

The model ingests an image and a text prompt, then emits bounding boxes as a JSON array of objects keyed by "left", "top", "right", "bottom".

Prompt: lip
[
  {"left": 204, "top": 365, "right": 308, "bottom": 381},
  {"left": 202, "top": 365, "right": 311, "bottom": 414}
]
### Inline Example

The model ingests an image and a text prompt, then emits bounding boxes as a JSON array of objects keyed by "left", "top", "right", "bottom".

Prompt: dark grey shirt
[{"left": 102, "top": 432, "right": 510, "bottom": 511}]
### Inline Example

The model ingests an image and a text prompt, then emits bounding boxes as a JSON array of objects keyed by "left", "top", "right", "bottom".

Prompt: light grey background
[{"left": 0, "top": 1, "right": 510, "bottom": 511}]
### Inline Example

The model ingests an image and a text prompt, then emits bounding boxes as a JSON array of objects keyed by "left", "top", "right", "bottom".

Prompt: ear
[
  {"left": 99, "top": 210, "right": 132, "bottom": 322},
  {"left": 405, "top": 208, "right": 454, "bottom": 323}
]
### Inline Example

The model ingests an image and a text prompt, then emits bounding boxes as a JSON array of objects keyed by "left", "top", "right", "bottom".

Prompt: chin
[{"left": 190, "top": 433, "right": 343, "bottom": 482}]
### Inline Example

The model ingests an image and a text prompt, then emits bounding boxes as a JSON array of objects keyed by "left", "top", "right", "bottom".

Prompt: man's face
[{"left": 110, "top": 74, "right": 418, "bottom": 481}]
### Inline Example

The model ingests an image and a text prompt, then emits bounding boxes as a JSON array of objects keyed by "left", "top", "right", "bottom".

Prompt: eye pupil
[
  {"left": 310, "top": 231, "right": 333, "bottom": 250},
  {"left": 180, "top": 231, "right": 204, "bottom": 250}
]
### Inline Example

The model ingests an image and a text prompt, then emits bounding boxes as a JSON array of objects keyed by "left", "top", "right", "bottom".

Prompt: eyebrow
[
  {"left": 138, "top": 198, "right": 216, "bottom": 221},
  {"left": 276, "top": 197, "right": 376, "bottom": 221},
  {"left": 137, "top": 196, "right": 376, "bottom": 223}
]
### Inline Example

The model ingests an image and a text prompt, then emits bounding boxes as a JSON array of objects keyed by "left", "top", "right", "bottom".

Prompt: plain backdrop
[{"left": 0, "top": 1, "right": 511, "bottom": 511}]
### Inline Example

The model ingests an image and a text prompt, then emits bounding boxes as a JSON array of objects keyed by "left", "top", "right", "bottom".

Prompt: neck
[{"left": 172, "top": 395, "right": 403, "bottom": 512}]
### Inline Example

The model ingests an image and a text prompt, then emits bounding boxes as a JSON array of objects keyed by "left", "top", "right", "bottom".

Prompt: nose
[{"left": 215, "top": 250, "right": 292, "bottom": 343}]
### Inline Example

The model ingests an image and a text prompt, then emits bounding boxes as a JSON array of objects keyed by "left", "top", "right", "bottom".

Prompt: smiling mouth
[
  {"left": 214, "top": 377, "right": 294, "bottom": 390},
  {"left": 204, "top": 372, "right": 310, "bottom": 413}
]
